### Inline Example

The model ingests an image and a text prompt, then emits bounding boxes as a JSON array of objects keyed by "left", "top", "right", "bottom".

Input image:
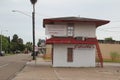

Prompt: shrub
[{"left": 110, "top": 52, "right": 120, "bottom": 61}]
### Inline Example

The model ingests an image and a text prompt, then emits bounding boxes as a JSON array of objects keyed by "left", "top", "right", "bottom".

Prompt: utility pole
[{"left": 30, "top": 0, "right": 37, "bottom": 60}]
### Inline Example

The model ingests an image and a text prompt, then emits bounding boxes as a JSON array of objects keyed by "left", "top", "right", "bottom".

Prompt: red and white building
[{"left": 43, "top": 17, "right": 109, "bottom": 67}]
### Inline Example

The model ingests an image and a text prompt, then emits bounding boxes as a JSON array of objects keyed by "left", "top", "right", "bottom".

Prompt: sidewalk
[
  {"left": 12, "top": 58, "right": 57, "bottom": 80},
  {"left": 12, "top": 57, "right": 120, "bottom": 80}
]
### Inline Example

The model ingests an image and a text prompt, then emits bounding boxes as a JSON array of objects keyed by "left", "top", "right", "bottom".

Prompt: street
[{"left": 0, "top": 54, "right": 31, "bottom": 80}]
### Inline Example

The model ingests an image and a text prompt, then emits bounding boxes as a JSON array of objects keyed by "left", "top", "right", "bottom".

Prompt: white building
[{"left": 43, "top": 17, "right": 109, "bottom": 67}]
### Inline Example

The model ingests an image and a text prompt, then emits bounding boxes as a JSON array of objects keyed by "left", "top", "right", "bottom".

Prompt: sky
[{"left": 0, "top": 0, "right": 120, "bottom": 43}]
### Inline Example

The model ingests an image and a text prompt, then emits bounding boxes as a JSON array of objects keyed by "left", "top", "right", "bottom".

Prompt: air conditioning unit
[{"left": 75, "top": 37, "right": 85, "bottom": 41}]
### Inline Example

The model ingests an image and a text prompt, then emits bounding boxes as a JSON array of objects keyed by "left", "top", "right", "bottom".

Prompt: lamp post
[
  {"left": 30, "top": 0, "right": 37, "bottom": 60},
  {"left": 12, "top": 10, "right": 31, "bottom": 17}
]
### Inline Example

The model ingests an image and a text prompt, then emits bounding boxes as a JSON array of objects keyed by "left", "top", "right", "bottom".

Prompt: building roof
[{"left": 43, "top": 17, "right": 110, "bottom": 27}]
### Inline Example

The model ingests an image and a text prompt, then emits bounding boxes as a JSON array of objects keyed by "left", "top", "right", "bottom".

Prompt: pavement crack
[
  {"left": 54, "top": 69, "right": 63, "bottom": 80},
  {"left": 7, "top": 64, "right": 26, "bottom": 80}
]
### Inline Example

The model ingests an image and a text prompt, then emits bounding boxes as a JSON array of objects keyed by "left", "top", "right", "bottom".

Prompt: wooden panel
[{"left": 67, "top": 48, "right": 73, "bottom": 62}]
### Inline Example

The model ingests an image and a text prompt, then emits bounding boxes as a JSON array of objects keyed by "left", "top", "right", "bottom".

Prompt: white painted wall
[
  {"left": 74, "top": 23, "right": 96, "bottom": 38},
  {"left": 45, "top": 23, "right": 96, "bottom": 38},
  {"left": 53, "top": 44, "right": 96, "bottom": 67},
  {"left": 74, "top": 48, "right": 96, "bottom": 67},
  {"left": 45, "top": 24, "right": 67, "bottom": 36}
]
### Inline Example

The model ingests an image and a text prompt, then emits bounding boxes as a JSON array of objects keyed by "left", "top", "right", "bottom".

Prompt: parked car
[
  {"left": 14, "top": 50, "right": 21, "bottom": 54},
  {"left": 0, "top": 51, "right": 5, "bottom": 56}
]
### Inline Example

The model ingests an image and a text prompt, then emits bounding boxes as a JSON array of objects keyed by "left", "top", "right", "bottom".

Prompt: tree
[
  {"left": 105, "top": 37, "right": 114, "bottom": 43},
  {"left": 18, "top": 43, "right": 25, "bottom": 51},
  {"left": 11, "top": 34, "right": 25, "bottom": 53},
  {"left": 12, "top": 34, "right": 18, "bottom": 42},
  {"left": 25, "top": 42, "right": 32, "bottom": 51},
  {"left": 0, "top": 35, "right": 9, "bottom": 53},
  {"left": 37, "top": 39, "right": 45, "bottom": 47},
  {"left": 105, "top": 37, "right": 113, "bottom": 41},
  {"left": 37, "top": 39, "right": 41, "bottom": 47},
  {"left": 10, "top": 42, "right": 18, "bottom": 52},
  {"left": 7, "top": 36, "right": 11, "bottom": 53},
  {"left": 37, "top": 39, "right": 46, "bottom": 54}
]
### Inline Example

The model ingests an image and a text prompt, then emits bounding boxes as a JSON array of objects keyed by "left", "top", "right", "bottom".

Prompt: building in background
[{"left": 43, "top": 17, "right": 109, "bottom": 67}]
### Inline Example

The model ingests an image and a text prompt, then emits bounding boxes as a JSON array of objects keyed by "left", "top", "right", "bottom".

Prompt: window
[
  {"left": 67, "top": 48, "right": 73, "bottom": 62},
  {"left": 67, "top": 23, "right": 74, "bottom": 36}
]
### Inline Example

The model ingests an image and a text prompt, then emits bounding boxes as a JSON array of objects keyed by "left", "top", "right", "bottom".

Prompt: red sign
[{"left": 74, "top": 44, "right": 95, "bottom": 49}]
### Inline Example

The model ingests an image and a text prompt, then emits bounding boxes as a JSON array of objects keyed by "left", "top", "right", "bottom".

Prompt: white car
[{"left": 0, "top": 51, "right": 5, "bottom": 56}]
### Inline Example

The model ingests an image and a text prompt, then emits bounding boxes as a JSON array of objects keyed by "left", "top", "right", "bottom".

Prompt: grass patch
[
  {"left": 5, "top": 53, "right": 15, "bottom": 56},
  {"left": 103, "top": 59, "right": 120, "bottom": 63},
  {"left": 43, "top": 57, "right": 52, "bottom": 62}
]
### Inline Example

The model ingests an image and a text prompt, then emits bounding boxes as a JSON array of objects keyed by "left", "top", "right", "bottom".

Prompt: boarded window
[
  {"left": 67, "top": 23, "right": 74, "bottom": 37},
  {"left": 67, "top": 48, "right": 73, "bottom": 62}
]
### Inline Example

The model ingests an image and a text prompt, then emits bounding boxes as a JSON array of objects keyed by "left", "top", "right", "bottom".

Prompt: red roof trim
[
  {"left": 43, "top": 17, "right": 110, "bottom": 27},
  {"left": 46, "top": 37, "right": 98, "bottom": 44}
]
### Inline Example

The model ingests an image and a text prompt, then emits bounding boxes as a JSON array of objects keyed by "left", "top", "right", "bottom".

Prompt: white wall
[
  {"left": 53, "top": 44, "right": 96, "bottom": 67},
  {"left": 45, "top": 23, "right": 96, "bottom": 38},
  {"left": 74, "top": 23, "right": 96, "bottom": 38},
  {"left": 74, "top": 48, "right": 96, "bottom": 67},
  {"left": 45, "top": 24, "right": 67, "bottom": 36}
]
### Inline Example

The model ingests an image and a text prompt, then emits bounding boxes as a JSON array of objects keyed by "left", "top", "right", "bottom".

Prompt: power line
[
  {"left": 111, "top": 20, "right": 120, "bottom": 23},
  {"left": 97, "top": 28, "right": 120, "bottom": 32},
  {"left": 103, "top": 27, "right": 120, "bottom": 29},
  {"left": 98, "top": 27, "right": 120, "bottom": 30}
]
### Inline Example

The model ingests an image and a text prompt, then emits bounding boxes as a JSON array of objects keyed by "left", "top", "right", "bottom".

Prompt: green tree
[
  {"left": 11, "top": 34, "right": 25, "bottom": 53},
  {"left": 25, "top": 42, "right": 32, "bottom": 51},
  {"left": 11, "top": 34, "right": 18, "bottom": 42},
  {"left": 105, "top": 37, "right": 114, "bottom": 43},
  {"left": 37, "top": 39, "right": 45, "bottom": 47},
  {"left": 18, "top": 43, "right": 25, "bottom": 51},
  {"left": 37, "top": 39, "right": 46, "bottom": 54},
  {"left": 7, "top": 36, "right": 11, "bottom": 53},
  {"left": 0, "top": 35, "right": 9, "bottom": 53},
  {"left": 105, "top": 37, "right": 113, "bottom": 41},
  {"left": 10, "top": 42, "right": 18, "bottom": 52},
  {"left": 18, "top": 38, "right": 23, "bottom": 44},
  {"left": 37, "top": 39, "right": 41, "bottom": 47}
]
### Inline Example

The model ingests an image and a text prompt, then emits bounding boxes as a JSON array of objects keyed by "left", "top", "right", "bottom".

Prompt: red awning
[{"left": 46, "top": 37, "right": 97, "bottom": 44}]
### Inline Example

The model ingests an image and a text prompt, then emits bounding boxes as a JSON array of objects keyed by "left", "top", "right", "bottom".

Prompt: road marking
[{"left": 0, "top": 64, "right": 9, "bottom": 68}]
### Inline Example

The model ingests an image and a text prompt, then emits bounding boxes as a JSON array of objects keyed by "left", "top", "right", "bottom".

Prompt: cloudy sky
[{"left": 0, "top": 0, "right": 120, "bottom": 43}]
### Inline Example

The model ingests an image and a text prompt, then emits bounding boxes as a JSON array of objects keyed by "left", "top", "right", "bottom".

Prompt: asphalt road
[{"left": 0, "top": 54, "right": 31, "bottom": 80}]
